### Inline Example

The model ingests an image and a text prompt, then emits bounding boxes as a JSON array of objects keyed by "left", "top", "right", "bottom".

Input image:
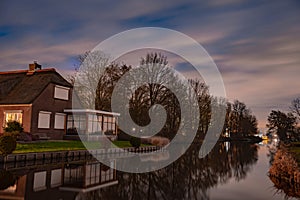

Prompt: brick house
[
  {"left": 0, "top": 62, "right": 120, "bottom": 140},
  {"left": 0, "top": 62, "right": 73, "bottom": 139}
]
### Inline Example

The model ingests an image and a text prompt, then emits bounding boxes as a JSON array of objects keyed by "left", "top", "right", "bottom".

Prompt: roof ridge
[
  {"left": 0, "top": 70, "right": 28, "bottom": 75},
  {"left": 0, "top": 68, "right": 56, "bottom": 75}
]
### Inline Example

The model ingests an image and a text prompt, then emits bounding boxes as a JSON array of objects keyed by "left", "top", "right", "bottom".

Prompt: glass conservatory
[{"left": 64, "top": 109, "right": 120, "bottom": 137}]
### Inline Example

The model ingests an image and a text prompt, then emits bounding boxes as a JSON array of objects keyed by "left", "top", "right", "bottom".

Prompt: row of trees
[
  {"left": 223, "top": 100, "right": 258, "bottom": 137},
  {"left": 73, "top": 51, "right": 258, "bottom": 140},
  {"left": 266, "top": 98, "right": 300, "bottom": 142}
]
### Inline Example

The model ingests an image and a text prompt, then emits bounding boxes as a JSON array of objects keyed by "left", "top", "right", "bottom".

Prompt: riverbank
[
  {"left": 13, "top": 140, "right": 137, "bottom": 154},
  {"left": 0, "top": 145, "right": 161, "bottom": 165},
  {"left": 219, "top": 135, "right": 263, "bottom": 143},
  {"left": 268, "top": 143, "right": 300, "bottom": 198}
]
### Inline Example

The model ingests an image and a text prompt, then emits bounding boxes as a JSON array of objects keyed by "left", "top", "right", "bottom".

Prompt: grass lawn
[{"left": 14, "top": 140, "right": 135, "bottom": 154}]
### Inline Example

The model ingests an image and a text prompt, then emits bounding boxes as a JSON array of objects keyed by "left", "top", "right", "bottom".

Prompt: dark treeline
[
  {"left": 266, "top": 97, "right": 300, "bottom": 142},
  {"left": 223, "top": 100, "right": 258, "bottom": 137},
  {"left": 73, "top": 51, "right": 258, "bottom": 140}
]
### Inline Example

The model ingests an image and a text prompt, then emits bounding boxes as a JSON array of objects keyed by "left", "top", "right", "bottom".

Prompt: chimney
[
  {"left": 27, "top": 61, "right": 42, "bottom": 75},
  {"left": 28, "top": 61, "right": 42, "bottom": 71}
]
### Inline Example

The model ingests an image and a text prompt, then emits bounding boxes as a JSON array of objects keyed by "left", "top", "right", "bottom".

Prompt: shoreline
[{"left": 0, "top": 145, "right": 161, "bottom": 165}]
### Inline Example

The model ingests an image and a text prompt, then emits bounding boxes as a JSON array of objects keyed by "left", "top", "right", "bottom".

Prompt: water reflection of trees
[
  {"left": 269, "top": 145, "right": 300, "bottom": 199},
  {"left": 85, "top": 142, "right": 258, "bottom": 200}
]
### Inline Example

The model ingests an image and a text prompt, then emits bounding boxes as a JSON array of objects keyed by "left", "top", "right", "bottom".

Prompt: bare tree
[
  {"left": 128, "top": 52, "right": 181, "bottom": 137},
  {"left": 290, "top": 97, "right": 300, "bottom": 120},
  {"left": 95, "top": 64, "right": 131, "bottom": 111},
  {"left": 73, "top": 51, "right": 111, "bottom": 109}
]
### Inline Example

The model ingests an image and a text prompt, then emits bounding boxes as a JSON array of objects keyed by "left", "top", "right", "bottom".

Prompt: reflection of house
[
  {"left": 0, "top": 62, "right": 119, "bottom": 139},
  {"left": 0, "top": 160, "right": 118, "bottom": 200},
  {"left": 61, "top": 160, "right": 117, "bottom": 192}
]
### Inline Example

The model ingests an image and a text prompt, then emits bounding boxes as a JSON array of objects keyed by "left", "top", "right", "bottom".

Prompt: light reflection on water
[
  {"left": 210, "top": 142, "right": 297, "bottom": 200},
  {"left": 0, "top": 141, "right": 296, "bottom": 200}
]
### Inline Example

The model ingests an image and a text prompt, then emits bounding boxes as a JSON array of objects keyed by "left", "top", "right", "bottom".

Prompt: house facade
[
  {"left": 0, "top": 62, "right": 119, "bottom": 140},
  {"left": 0, "top": 62, "right": 73, "bottom": 139}
]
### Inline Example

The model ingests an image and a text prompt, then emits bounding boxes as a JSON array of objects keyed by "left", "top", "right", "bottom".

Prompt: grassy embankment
[{"left": 13, "top": 140, "right": 135, "bottom": 154}]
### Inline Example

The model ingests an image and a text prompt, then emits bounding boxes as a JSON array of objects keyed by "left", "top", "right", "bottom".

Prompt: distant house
[
  {"left": 0, "top": 62, "right": 73, "bottom": 139},
  {"left": 0, "top": 62, "right": 119, "bottom": 140}
]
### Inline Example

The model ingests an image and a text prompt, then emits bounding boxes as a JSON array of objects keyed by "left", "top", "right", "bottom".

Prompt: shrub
[
  {"left": 0, "top": 134, "right": 17, "bottom": 156},
  {"left": 4, "top": 131, "right": 20, "bottom": 139},
  {"left": 149, "top": 136, "right": 170, "bottom": 147},
  {"left": 104, "top": 130, "right": 114, "bottom": 135},
  {"left": 130, "top": 136, "right": 141, "bottom": 148},
  {"left": 16, "top": 132, "right": 32, "bottom": 142},
  {"left": 31, "top": 134, "right": 40, "bottom": 141},
  {"left": 117, "top": 129, "right": 131, "bottom": 141},
  {"left": 0, "top": 170, "right": 17, "bottom": 190},
  {"left": 67, "top": 128, "right": 78, "bottom": 135},
  {"left": 4, "top": 121, "right": 23, "bottom": 133}
]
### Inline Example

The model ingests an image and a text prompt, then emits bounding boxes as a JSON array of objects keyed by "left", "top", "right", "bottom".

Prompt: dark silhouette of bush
[
  {"left": 4, "top": 121, "right": 23, "bottom": 133},
  {"left": 16, "top": 132, "right": 32, "bottom": 142},
  {"left": 130, "top": 136, "right": 141, "bottom": 148},
  {"left": 0, "top": 134, "right": 17, "bottom": 156},
  {"left": 66, "top": 128, "right": 78, "bottom": 135},
  {"left": 104, "top": 130, "right": 114, "bottom": 135},
  {"left": 0, "top": 169, "right": 17, "bottom": 190},
  {"left": 117, "top": 128, "right": 131, "bottom": 141}
]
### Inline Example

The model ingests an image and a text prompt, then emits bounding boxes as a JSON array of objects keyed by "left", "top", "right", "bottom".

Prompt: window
[
  {"left": 54, "top": 113, "right": 65, "bottom": 129},
  {"left": 4, "top": 110, "right": 23, "bottom": 126},
  {"left": 103, "top": 115, "right": 116, "bottom": 134},
  {"left": 54, "top": 85, "right": 69, "bottom": 100},
  {"left": 51, "top": 169, "right": 62, "bottom": 187},
  {"left": 86, "top": 163, "right": 101, "bottom": 186},
  {"left": 64, "top": 165, "right": 84, "bottom": 185},
  {"left": 33, "top": 171, "right": 47, "bottom": 191},
  {"left": 38, "top": 111, "right": 51, "bottom": 128},
  {"left": 87, "top": 114, "right": 102, "bottom": 133},
  {"left": 66, "top": 114, "right": 86, "bottom": 134}
]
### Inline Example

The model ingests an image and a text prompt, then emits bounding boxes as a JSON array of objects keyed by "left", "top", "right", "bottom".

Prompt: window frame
[
  {"left": 54, "top": 113, "right": 66, "bottom": 129},
  {"left": 54, "top": 85, "right": 70, "bottom": 101},
  {"left": 33, "top": 171, "right": 47, "bottom": 191},
  {"left": 38, "top": 111, "right": 51, "bottom": 129},
  {"left": 3, "top": 110, "right": 23, "bottom": 127}
]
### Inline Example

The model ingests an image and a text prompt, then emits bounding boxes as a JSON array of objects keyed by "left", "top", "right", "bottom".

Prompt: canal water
[{"left": 0, "top": 141, "right": 297, "bottom": 200}]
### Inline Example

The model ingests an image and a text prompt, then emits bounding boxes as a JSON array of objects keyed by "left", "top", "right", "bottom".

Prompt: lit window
[
  {"left": 38, "top": 111, "right": 51, "bottom": 129},
  {"left": 4, "top": 110, "right": 23, "bottom": 126},
  {"left": 54, "top": 113, "right": 65, "bottom": 129},
  {"left": 54, "top": 85, "right": 69, "bottom": 100}
]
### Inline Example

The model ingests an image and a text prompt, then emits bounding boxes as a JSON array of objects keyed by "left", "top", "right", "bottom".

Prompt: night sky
[{"left": 1, "top": 0, "right": 300, "bottom": 130}]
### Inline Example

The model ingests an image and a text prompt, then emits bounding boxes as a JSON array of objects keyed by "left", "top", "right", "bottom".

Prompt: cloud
[{"left": 0, "top": 0, "right": 299, "bottom": 129}]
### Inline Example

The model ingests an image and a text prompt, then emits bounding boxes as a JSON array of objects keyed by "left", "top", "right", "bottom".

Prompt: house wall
[
  {"left": 23, "top": 166, "right": 77, "bottom": 200},
  {"left": 31, "top": 83, "right": 72, "bottom": 140},
  {"left": 0, "top": 105, "right": 32, "bottom": 134}
]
